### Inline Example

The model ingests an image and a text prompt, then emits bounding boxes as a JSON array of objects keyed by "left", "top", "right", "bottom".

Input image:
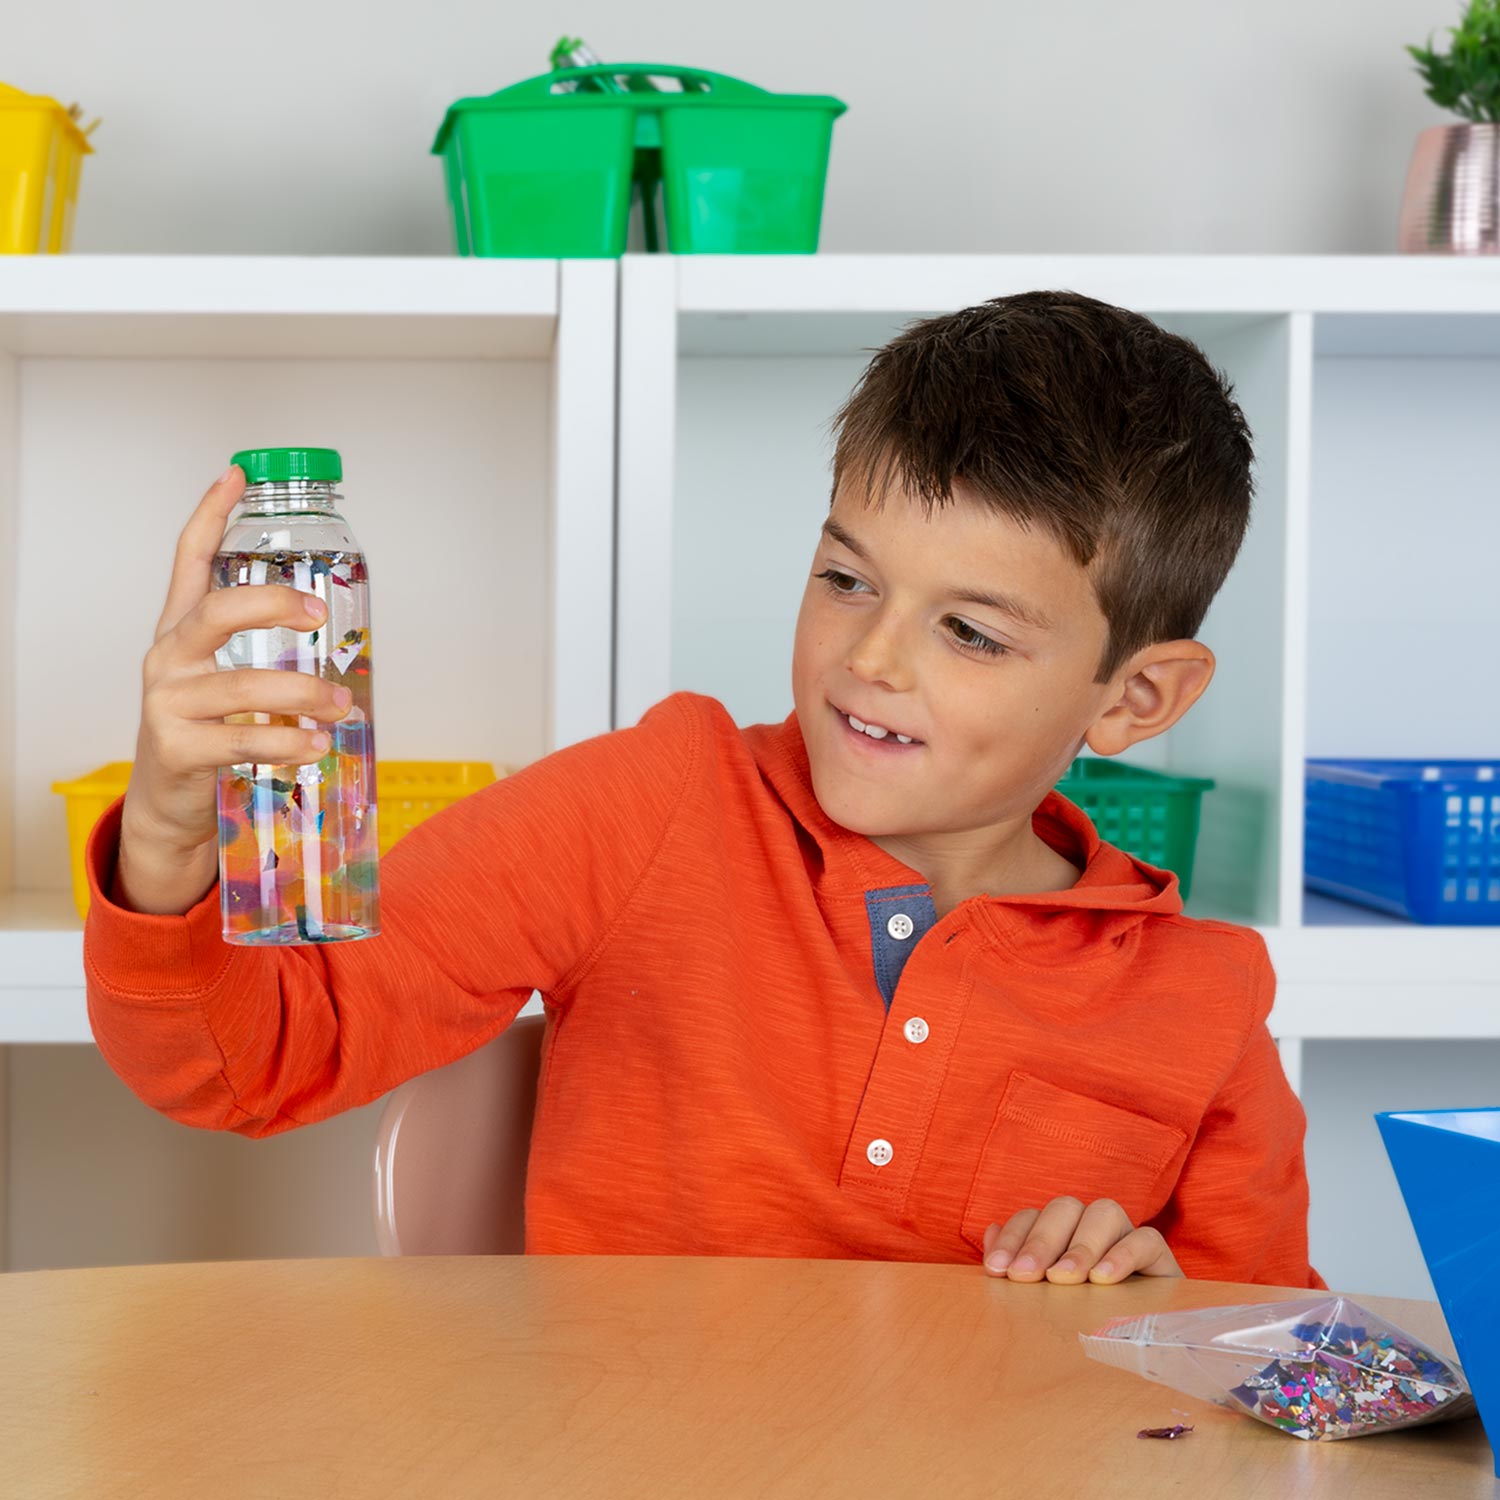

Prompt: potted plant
[{"left": 1400, "top": 0, "right": 1500, "bottom": 251}]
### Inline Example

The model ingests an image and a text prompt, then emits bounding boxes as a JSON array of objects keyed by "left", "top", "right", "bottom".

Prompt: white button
[
  {"left": 903, "top": 1017, "right": 929, "bottom": 1044},
  {"left": 866, "top": 1138, "right": 894, "bottom": 1167},
  {"left": 886, "top": 912, "right": 914, "bottom": 941}
]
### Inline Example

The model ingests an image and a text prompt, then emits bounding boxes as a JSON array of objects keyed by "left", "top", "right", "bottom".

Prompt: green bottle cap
[{"left": 231, "top": 447, "right": 343, "bottom": 484}]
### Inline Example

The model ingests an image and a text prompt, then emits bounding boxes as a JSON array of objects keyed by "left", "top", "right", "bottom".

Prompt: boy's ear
[{"left": 1084, "top": 640, "right": 1216, "bottom": 757}]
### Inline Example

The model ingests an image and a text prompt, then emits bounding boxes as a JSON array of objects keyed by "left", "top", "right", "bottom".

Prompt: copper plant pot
[{"left": 1398, "top": 123, "right": 1500, "bottom": 253}]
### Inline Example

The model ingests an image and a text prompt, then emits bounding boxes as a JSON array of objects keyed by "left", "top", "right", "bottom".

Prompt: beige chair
[{"left": 372, "top": 1012, "right": 547, "bottom": 1255}]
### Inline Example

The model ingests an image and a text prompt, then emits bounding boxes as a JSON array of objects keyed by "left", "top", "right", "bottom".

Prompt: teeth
[{"left": 845, "top": 711, "right": 916, "bottom": 744}]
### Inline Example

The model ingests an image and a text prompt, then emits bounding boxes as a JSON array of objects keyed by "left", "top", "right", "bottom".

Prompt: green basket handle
[
  {"left": 502, "top": 63, "right": 773, "bottom": 101},
  {"left": 554, "top": 63, "right": 768, "bottom": 96}
]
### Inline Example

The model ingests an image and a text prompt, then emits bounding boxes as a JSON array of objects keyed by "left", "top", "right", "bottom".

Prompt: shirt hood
[{"left": 741, "top": 701, "right": 1183, "bottom": 960}]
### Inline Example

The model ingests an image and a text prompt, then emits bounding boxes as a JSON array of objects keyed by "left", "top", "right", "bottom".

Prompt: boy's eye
[
  {"left": 814, "top": 567, "right": 867, "bottom": 595},
  {"left": 816, "top": 567, "right": 1009, "bottom": 660},
  {"left": 946, "top": 617, "right": 1007, "bottom": 658}
]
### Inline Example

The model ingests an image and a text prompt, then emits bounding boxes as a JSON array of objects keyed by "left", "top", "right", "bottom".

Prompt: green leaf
[{"left": 1405, "top": 0, "right": 1500, "bottom": 120}]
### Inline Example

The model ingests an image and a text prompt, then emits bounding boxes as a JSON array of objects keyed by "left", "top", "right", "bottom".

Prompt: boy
[{"left": 85, "top": 290, "right": 1323, "bottom": 1289}]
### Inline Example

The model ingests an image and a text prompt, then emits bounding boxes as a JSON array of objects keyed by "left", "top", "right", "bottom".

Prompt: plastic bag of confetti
[{"left": 1080, "top": 1296, "right": 1475, "bottom": 1440}]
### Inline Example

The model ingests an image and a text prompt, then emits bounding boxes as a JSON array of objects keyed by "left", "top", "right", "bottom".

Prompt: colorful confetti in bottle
[{"left": 212, "top": 448, "right": 380, "bottom": 944}]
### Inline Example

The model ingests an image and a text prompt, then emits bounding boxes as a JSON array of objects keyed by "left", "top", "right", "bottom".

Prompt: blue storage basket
[{"left": 1305, "top": 759, "right": 1500, "bottom": 924}]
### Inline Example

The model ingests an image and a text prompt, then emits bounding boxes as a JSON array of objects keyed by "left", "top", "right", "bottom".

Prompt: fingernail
[
  {"left": 311, "top": 732, "right": 331, "bottom": 752},
  {"left": 1055, "top": 1257, "right": 1077, "bottom": 1274},
  {"left": 218, "top": 464, "right": 239, "bottom": 485},
  {"left": 304, "top": 595, "right": 326, "bottom": 620},
  {"left": 1010, "top": 1255, "right": 1035, "bottom": 1274},
  {"left": 985, "top": 1249, "right": 1012, "bottom": 1273},
  {"left": 1095, "top": 1260, "right": 1115, "bottom": 1278},
  {"left": 333, "top": 686, "right": 352, "bottom": 709}
]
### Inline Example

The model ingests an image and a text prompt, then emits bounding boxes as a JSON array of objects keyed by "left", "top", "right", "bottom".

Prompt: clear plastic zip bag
[{"left": 1081, "top": 1296, "right": 1475, "bottom": 1440}]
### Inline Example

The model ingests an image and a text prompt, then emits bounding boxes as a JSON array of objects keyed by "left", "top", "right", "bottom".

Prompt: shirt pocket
[{"left": 959, "top": 1070, "right": 1188, "bottom": 1255}]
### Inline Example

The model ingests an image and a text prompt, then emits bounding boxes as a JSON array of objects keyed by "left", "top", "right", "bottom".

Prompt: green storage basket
[
  {"left": 1055, "top": 759, "right": 1215, "bottom": 898},
  {"left": 431, "top": 64, "right": 846, "bottom": 257}
]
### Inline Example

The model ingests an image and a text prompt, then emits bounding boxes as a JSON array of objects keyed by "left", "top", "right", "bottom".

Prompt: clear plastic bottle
[{"left": 213, "top": 447, "right": 379, "bottom": 944}]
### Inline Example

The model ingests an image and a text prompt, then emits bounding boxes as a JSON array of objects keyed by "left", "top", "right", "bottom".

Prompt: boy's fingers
[
  {"left": 1087, "top": 1226, "right": 1180, "bottom": 1284},
  {"left": 984, "top": 1199, "right": 1180, "bottom": 1284},
  {"left": 154, "top": 582, "right": 325, "bottom": 672},
  {"left": 1046, "top": 1198, "right": 1134, "bottom": 1283},
  {"left": 983, "top": 1208, "right": 1039, "bottom": 1274},
  {"left": 166, "top": 666, "right": 351, "bottom": 726},
  {"left": 179, "top": 719, "right": 332, "bottom": 773},
  {"left": 155, "top": 466, "right": 245, "bottom": 641},
  {"left": 1005, "top": 1197, "right": 1087, "bottom": 1281}
]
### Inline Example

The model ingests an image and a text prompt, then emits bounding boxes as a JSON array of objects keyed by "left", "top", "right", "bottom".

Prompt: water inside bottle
[{"left": 214, "top": 547, "right": 379, "bottom": 943}]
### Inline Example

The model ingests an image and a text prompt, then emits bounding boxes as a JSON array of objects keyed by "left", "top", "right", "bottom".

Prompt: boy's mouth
[{"left": 830, "top": 701, "right": 924, "bottom": 751}]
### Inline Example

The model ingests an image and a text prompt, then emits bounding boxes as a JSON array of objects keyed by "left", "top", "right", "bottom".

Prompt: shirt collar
[{"left": 743, "top": 703, "right": 1184, "bottom": 920}]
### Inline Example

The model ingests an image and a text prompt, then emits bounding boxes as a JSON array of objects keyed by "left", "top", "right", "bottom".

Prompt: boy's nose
[{"left": 845, "top": 615, "right": 914, "bottom": 691}]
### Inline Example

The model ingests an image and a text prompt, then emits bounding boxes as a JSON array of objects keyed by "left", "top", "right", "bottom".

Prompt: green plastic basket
[
  {"left": 431, "top": 64, "right": 846, "bottom": 257},
  {"left": 1054, "top": 759, "right": 1215, "bottom": 898}
]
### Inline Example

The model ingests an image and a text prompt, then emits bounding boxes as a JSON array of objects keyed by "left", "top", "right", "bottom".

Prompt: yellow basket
[
  {"left": 51, "top": 762, "right": 133, "bottom": 919},
  {"left": 0, "top": 82, "right": 96, "bottom": 254},
  {"left": 375, "top": 761, "right": 501, "bottom": 855},
  {"left": 52, "top": 759, "right": 504, "bottom": 920}
]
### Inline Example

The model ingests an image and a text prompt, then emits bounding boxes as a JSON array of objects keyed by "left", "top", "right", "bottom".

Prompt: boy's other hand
[{"left": 981, "top": 1197, "right": 1182, "bottom": 1284}]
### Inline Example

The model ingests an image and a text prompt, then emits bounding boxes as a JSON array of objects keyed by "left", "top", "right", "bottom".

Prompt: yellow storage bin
[
  {"left": 375, "top": 761, "right": 502, "bottom": 855},
  {"left": 0, "top": 81, "right": 96, "bottom": 254},
  {"left": 51, "top": 762, "right": 132, "bottom": 919},
  {"left": 53, "top": 759, "right": 506, "bottom": 920}
]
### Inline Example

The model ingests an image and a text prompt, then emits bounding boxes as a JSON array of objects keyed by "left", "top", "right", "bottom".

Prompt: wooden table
[{"left": 2, "top": 1256, "right": 1493, "bottom": 1498}]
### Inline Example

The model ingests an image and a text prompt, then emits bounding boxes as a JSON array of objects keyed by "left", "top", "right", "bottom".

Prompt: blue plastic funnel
[{"left": 1377, "top": 1107, "right": 1500, "bottom": 1475}]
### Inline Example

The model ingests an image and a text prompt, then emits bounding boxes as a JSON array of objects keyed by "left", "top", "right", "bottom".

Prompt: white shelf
[
  {"left": 0, "top": 895, "right": 87, "bottom": 1043},
  {"left": 1301, "top": 891, "right": 1428, "bottom": 927},
  {"left": 8, "top": 926, "right": 1500, "bottom": 1048},
  {"left": 0, "top": 256, "right": 559, "bottom": 358},
  {"left": 676, "top": 252, "right": 1500, "bottom": 310},
  {"left": 1266, "top": 919, "right": 1500, "bottom": 1039},
  {"left": 674, "top": 254, "right": 1500, "bottom": 356}
]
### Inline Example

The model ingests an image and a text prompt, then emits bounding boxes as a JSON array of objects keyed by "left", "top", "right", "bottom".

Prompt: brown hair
[{"left": 827, "top": 290, "right": 1255, "bottom": 680}]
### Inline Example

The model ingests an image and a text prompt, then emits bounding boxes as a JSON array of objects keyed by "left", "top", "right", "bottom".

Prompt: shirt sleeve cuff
[{"left": 83, "top": 797, "right": 232, "bottom": 995}]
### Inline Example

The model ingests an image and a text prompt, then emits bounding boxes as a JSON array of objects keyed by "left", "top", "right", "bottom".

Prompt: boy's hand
[
  {"left": 981, "top": 1196, "right": 1182, "bottom": 1284},
  {"left": 113, "top": 466, "right": 349, "bottom": 916}
]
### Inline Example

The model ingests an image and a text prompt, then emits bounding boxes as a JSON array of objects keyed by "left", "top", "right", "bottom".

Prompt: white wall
[
  {"left": 8, "top": 0, "right": 1466, "bottom": 256},
  {"left": 1304, "top": 1042, "right": 1500, "bottom": 1302}
]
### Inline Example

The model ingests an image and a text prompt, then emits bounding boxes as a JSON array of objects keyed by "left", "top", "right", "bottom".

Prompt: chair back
[{"left": 373, "top": 1013, "right": 547, "bottom": 1255}]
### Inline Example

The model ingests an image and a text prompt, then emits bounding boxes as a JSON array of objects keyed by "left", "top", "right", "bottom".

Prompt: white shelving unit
[
  {"left": 0, "top": 257, "right": 617, "bottom": 1046},
  {"left": 2, "top": 253, "right": 1496, "bottom": 1290},
  {"left": 615, "top": 254, "right": 1500, "bottom": 1076},
  {"left": 0, "top": 256, "right": 618, "bottom": 1272}
]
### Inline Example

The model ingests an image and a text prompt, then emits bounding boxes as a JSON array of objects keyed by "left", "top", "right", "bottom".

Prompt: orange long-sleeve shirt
[{"left": 85, "top": 691, "right": 1323, "bottom": 1286}]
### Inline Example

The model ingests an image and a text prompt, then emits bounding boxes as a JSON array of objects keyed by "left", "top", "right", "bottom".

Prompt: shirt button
[
  {"left": 866, "top": 1138, "right": 894, "bottom": 1167},
  {"left": 886, "top": 912, "right": 914, "bottom": 941},
  {"left": 903, "top": 1016, "right": 929, "bottom": 1044}
]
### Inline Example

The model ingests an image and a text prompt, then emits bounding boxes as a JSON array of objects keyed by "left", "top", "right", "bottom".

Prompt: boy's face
[{"left": 791, "top": 481, "right": 1127, "bottom": 845}]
